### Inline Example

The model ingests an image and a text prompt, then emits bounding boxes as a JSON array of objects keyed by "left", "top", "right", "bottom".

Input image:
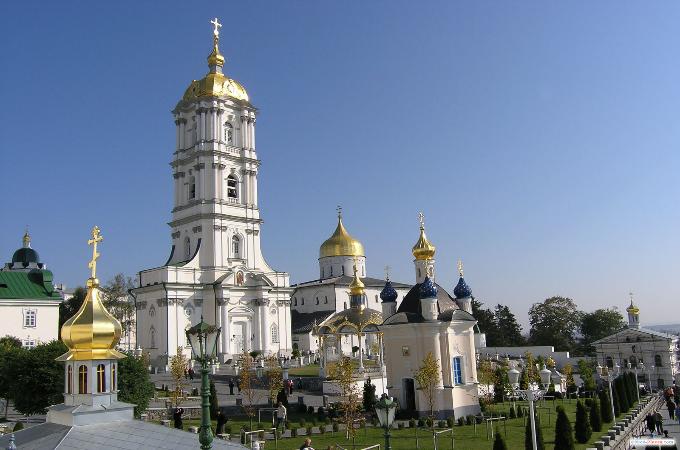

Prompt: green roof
[{"left": 0, "top": 270, "right": 62, "bottom": 301}]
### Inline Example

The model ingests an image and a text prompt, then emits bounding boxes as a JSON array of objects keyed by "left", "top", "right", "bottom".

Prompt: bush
[
  {"left": 465, "top": 415, "right": 473, "bottom": 426},
  {"left": 517, "top": 406, "right": 524, "bottom": 418},
  {"left": 438, "top": 420, "right": 446, "bottom": 428},
  {"left": 300, "top": 418, "right": 306, "bottom": 426},
  {"left": 308, "top": 405, "right": 315, "bottom": 414},
  {"left": 554, "top": 406, "right": 574, "bottom": 450},
  {"left": 224, "top": 424, "right": 232, "bottom": 434},
  {"left": 242, "top": 424, "right": 251, "bottom": 432},
  {"left": 509, "top": 405, "right": 516, "bottom": 419},
  {"left": 425, "top": 418, "right": 433, "bottom": 428},
  {"left": 298, "top": 403, "right": 308, "bottom": 414},
  {"left": 317, "top": 407, "right": 326, "bottom": 420},
  {"left": 447, "top": 416, "right": 455, "bottom": 427},
  {"left": 590, "top": 398, "right": 603, "bottom": 432},
  {"left": 599, "top": 390, "right": 613, "bottom": 423},
  {"left": 493, "top": 431, "right": 508, "bottom": 450},
  {"left": 332, "top": 422, "right": 339, "bottom": 432},
  {"left": 574, "top": 400, "right": 592, "bottom": 443},
  {"left": 398, "top": 422, "right": 405, "bottom": 429},
  {"left": 291, "top": 427, "right": 298, "bottom": 437},
  {"left": 457, "top": 417, "right": 465, "bottom": 426},
  {"left": 418, "top": 418, "right": 425, "bottom": 427},
  {"left": 306, "top": 425, "right": 313, "bottom": 436},
  {"left": 409, "top": 418, "right": 417, "bottom": 428},
  {"left": 311, "top": 419, "right": 317, "bottom": 427},
  {"left": 318, "top": 424, "right": 326, "bottom": 434},
  {"left": 13, "top": 422, "right": 23, "bottom": 432},
  {"left": 525, "top": 413, "right": 544, "bottom": 450}
]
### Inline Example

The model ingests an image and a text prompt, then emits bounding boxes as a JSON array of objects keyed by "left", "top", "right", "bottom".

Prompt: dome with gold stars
[{"left": 319, "top": 214, "right": 365, "bottom": 259}]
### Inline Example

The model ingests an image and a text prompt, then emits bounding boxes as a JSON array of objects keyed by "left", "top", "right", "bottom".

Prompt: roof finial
[
  {"left": 384, "top": 265, "right": 391, "bottom": 281},
  {"left": 337, "top": 205, "right": 343, "bottom": 219},
  {"left": 207, "top": 17, "right": 225, "bottom": 71},
  {"left": 87, "top": 226, "right": 103, "bottom": 283},
  {"left": 418, "top": 211, "right": 425, "bottom": 230},
  {"left": 457, "top": 259, "right": 464, "bottom": 277},
  {"left": 22, "top": 227, "right": 31, "bottom": 248}
]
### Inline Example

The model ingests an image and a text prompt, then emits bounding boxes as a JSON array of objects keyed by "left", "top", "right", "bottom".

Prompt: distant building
[
  {"left": 593, "top": 295, "right": 679, "bottom": 389},
  {"left": 0, "top": 232, "right": 62, "bottom": 348}
]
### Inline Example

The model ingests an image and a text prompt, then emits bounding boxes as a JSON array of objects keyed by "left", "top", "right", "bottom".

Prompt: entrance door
[
  {"left": 232, "top": 322, "right": 246, "bottom": 354},
  {"left": 403, "top": 378, "right": 416, "bottom": 411}
]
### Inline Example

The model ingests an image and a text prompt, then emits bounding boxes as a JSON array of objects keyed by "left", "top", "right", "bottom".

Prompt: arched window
[
  {"left": 184, "top": 237, "right": 191, "bottom": 260},
  {"left": 97, "top": 364, "right": 106, "bottom": 393},
  {"left": 655, "top": 354, "right": 662, "bottom": 367},
  {"left": 111, "top": 363, "right": 116, "bottom": 391},
  {"left": 606, "top": 356, "right": 613, "bottom": 368},
  {"left": 232, "top": 235, "right": 240, "bottom": 258},
  {"left": 149, "top": 306, "right": 156, "bottom": 317},
  {"left": 67, "top": 365, "right": 73, "bottom": 394},
  {"left": 227, "top": 175, "right": 238, "bottom": 199},
  {"left": 453, "top": 357, "right": 463, "bottom": 384},
  {"left": 224, "top": 122, "right": 233, "bottom": 144},
  {"left": 78, "top": 365, "right": 88, "bottom": 394},
  {"left": 189, "top": 176, "right": 196, "bottom": 199},
  {"left": 325, "top": 296, "right": 328, "bottom": 304},
  {"left": 271, "top": 324, "right": 279, "bottom": 343}
]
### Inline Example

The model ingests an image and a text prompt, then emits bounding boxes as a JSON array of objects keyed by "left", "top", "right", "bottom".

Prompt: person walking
[
  {"left": 646, "top": 413, "right": 656, "bottom": 435},
  {"left": 236, "top": 379, "right": 241, "bottom": 393},
  {"left": 188, "top": 367, "right": 195, "bottom": 380},
  {"left": 655, "top": 410, "right": 664, "bottom": 434},
  {"left": 215, "top": 410, "right": 228, "bottom": 435},
  {"left": 173, "top": 407, "right": 184, "bottom": 430},
  {"left": 276, "top": 402, "right": 287, "bottom": 430},
  {"left": 229, "top": 379, "right": 235, "bottom": 395},
  {"left": 667, "top": 399, "right": 676, "bottom": 420}
]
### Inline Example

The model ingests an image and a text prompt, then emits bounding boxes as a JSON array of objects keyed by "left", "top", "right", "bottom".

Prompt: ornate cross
[
  {"left": 629, "top": 291, "right": 634, "bottom": 303},
  {"left": 210, "top": 17, "right": 222, "bottom": 37},
  {"left": 457, "top": 259, "right": 464, "bottom": 277},
  {"left": 336, "top": 205, "right": 342, "bottom": 218},
  {"left": 88, "top": 226, "right": 103, "bottom": 279},
  {"left": 418, "top": 211, "right": 425, "bottom": 228}
]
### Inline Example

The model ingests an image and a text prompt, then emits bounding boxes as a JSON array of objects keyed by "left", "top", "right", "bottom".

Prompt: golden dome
[
  {"left": 412, "top": 213, "right": 436, "bottom": 261},
  {"left": 626, "top": 298, "right": 640, "bottom": 315},
  {"left": 57, "top": 227, "right": 125, "bottom": 362},
  {"left": 319, "top": 214, "right": 365, "bottom": 258},
  {"left": 349, "top": 264, "right": 365, "bottom": 296}
]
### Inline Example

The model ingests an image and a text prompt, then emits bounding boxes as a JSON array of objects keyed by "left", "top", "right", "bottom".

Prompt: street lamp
[
  {"left": 597, "top": 363, "right": 620, "bottom": 422},
  {"left": 508, "top": 364, "right": 552, "bottom": 450},
  {"left": 375, "top": 395, "right": 397, "bottom": 450},
  {"left": 627, "top": 362, "right": 640, "bottom": 402},
  {"left": 186, "top": 317, "right": 221, "bottom": 450}
]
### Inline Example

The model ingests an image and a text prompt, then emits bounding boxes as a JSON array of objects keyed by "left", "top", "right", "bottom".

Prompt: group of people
[
  {"left": 183, "top": 367, "right": 196, "bottom": 380},
  {"left": 645, "top": 384, "right": 680, "bottom": 437}
]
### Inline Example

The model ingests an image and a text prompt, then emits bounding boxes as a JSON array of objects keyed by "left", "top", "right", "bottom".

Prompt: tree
[
  {"left": 209, "top": 379, "right": 219, "bottom": 418},
  {"left": 577, "top": 359, "right": 596, "bottom": 392},
  {"left": 528, "top": 297, "right": 581, "bottom": 351},
  {"left": 0, "top": 336, "right": 21, "bottom": 350},
  {"left": 328, "top": 356, "right": 362, "bottom": 442},
  {"left": 414, "top": 351, "right": 440, "bottom": 427},
  {"left": 477, "top": 360, "right": 496, "bottom": 406},
  {"left": 554, "top": 405, "right": 575, "bottom": 450},
  {"left": 58, "top": 287, "right": 87, "bottom": 335},
  {"left": 590, "top": 397, "right": 602, "bottom": 432},
  {"left": 493, "top": 366, "right": 509, "bottom": 403},
  {"left": 578, "top": 308, "right": 625, "bottom": 355},
  {"left": 563, "top": 364, "right": 577, "bottom": 395},
  {"left": 13, "top": 340, "right": 67, "bottom": 415},
  {"left": 599, "top": 389, "right": 613, "bottom": 423},
  {"left": 118, "top": 352, "right": 154, "bottom": 418},
  {"left": 101, "top": 274, "right": 136, "bottom": 346},
  {"left": 493, "top": 431, "right": 508, "bottom": 450},
  {"left": 495, "top": 304, "right": 525, "bottom": 346},
  {"left": 168, "top": 347, "right": 189, "bottom": 407},
  {"left": 0, "top": 343, "right": 23, "bottom": 418},
  {"left": 472, "top": 299, "right": 500, "bottom": 346},
  {"left": 612, "top": 381, "right": 620, "bottom": 417},
  {"left": 525, "top": 412, "right": 545, "bottom": 450},
  {"left": 264, "top": 356, "right": 283, "bottom": 406},
  {"left": 574, "top": 400, "right": 592, "bottom": 443},
  {"left": 238, "top": 351, "right": 258, "bottom": 429}
]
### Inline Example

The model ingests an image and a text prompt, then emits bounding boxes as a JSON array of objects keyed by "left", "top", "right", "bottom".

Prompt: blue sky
[{"left": 2, "top": 2, "right": 679, "bottom": 328}]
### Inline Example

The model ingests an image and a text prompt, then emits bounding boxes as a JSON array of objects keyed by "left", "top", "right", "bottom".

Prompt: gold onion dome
[
  {"left": 57, "top": 227, "right": 124, "bottom": 362},
  {"left": 319, "top": 213, "right": 365, "bottom": 258},
  {"left": 182, "top": 18, "right": 249, "bottom": 103},
  {"left": 412, "top": 213, "right": 436, "bottom": 261},
  {"left": 626, "top": 296, "right": 640, "bottom": 314},
  {"left": 349, "top": 264, "right": 365, "bottom": 297}
]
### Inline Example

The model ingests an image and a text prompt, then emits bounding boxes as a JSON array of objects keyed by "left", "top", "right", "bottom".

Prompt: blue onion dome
[
  {"left": 419, "top": 276, "right": 438, "bottom": 299},
  {"left": 454, "top": 276, "right": 472, "bottom": 299},
  {"left": 380, "top": 279, "right": 398, "bottom": 303}
]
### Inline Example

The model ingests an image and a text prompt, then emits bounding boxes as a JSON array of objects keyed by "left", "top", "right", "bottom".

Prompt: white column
[
  {"left": 217, "top": 110, "right": 223, "bottom": 144},
  {"left": 179, "top": 120, "right": 186, "bottom": 149},
  {"left": 262, "top": 301, "right": 270, "bottom": 354},
  {"left": 241, "top": 116, "right": 248, "bottom": 148},
  {"left": 251, "top": 118, "right": 256, "bottom": 149},
  {"left": 200, "top": 111, "right": 206, "bottom": 141},
  {"left": 252, "top": 171, "right": 258, "bottom": 206},
  {"left": 175, "top": 120, "right": 181, "bottom": 151},
  {"left": 431, "top": 330, "right": 443, "bottom": 387}
]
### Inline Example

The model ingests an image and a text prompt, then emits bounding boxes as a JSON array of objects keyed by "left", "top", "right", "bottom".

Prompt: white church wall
[{"left": 0, "top": 300, "right": 60, "bottom": 348}]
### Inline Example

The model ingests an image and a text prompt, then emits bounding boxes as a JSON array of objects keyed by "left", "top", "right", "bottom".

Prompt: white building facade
[{"left": 132, "top": 23, "right": 292, "bottom": 369}]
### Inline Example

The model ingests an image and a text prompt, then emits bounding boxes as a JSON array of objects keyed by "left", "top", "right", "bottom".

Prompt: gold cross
[
  {"left": 418, "top": 212, "right": 425, "bottom": 228},
  {"left": 457, "top": 259, "right": 464, "bottom": 277},
  {"left": 336, "top": 205, "right": 342, "bottom": 218},
  {"left": 87, "top": 226, "right": 103, "bottom": 279}
]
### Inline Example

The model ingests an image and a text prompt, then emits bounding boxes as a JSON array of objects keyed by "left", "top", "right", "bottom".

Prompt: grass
[{"left": 288, "top": 364, "right": 320, "bottom": 377}]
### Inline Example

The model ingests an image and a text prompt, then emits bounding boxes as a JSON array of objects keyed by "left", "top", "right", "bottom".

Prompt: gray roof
[
  {"left": 0, "top": 420, "right": 246, "bottom": 450},
  {"left": 292, "top": 275, "right": 411, "bottom": 289},
  {"left": 592, "top": 326, "right": 679, "bottom": 345},
  {"left": 291, "top": 310, "right": 334, "bottom": 334}
]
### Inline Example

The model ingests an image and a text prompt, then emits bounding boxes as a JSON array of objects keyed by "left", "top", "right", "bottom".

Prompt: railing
[{"left": 242, "top": 427, "right": 278, "bottom": 450}]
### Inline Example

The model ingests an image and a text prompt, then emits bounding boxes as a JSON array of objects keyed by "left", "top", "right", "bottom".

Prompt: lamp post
[
  {"left": 508, "top": 364, "right": 552, "bottom": 450},
  {"left": 597, "top": 363, "right": 620, "bottom": 421},
  {"left": 375, "top": 395, "right": 396, "bottom": 450},
  {"left": 186, "top": 317, "right": 221, "bottom": 450},
  {"left": 627, "top": 362, "right": 640, "bottom": 402}
]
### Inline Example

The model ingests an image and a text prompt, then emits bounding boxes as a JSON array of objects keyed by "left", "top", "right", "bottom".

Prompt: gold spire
[
  {"left": 207, "top": 17, "right": 225, "bottom": 69},
  {"left": 319, "top": 208, "right": 365, "bottom": 258},
  {"left": 349, "top": 258, "right": 365, "bottom": 296},
  {"left": 412, "top": 212, "right": 436, "bottom": 261},
  {"left": 57, "top": 226, "right": 124, "bottom": 362}
]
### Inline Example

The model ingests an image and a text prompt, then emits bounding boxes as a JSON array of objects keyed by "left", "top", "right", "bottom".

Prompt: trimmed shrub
[
  {"left": 13, "top": 422, "right": 23, "bottom": 432},
  {"left": 224, "top": 424, "right": 232, "bottom": 434},
  {"left": 517, "top": 406, "right": 524, "bottom": 418},
  {"left": 554, "top": 406, "right": 575, "bottom": 450},
  {"left": 418, "top": 418, "right": 425, "bottom": 427},
  {"left": 599, "top": 389, "right": 613, "bottom": 423},
  {"left": 398, "top": 422, "right": 405, "bottom": 429},
  {"left": 425, "top": 418, "right": 433, "bottom": 428},
  {"left": 457, "top": 417, "right": 465, "bottom": 426},
  {"left": 493, "top": 431, "right": 508, "bottom": 450},
  {"left": 291, "top": 427, "right": 298, "bottom": 437},
  {"left": 306, "top": 425, "right": 313, "bottom": 436},
  {"left": 318, "top": 424, "right": 326, "bottom": 434},
  {"left": 308, "top": 405, "right": 315, "bottom": 414},
  {"left": 409, "top": 418, "right": 417, "bottom": 428},
  {"left": 574, "top": 400, "right": 592, "bottom": 443},
  {"left": 300, "top": 418, "right": 306, "bottom": 426},
  {"left": 590, "top": 397, "right": 602, "bottom": 432},
  {"left": 446, "top": 416, "right": 455, "bottom": 428},
  {"left": 525, "top": 414, "right": 545, "bottom": 450},
  {"left": 332, "top": 422, "right": 339, "bottom": 432},
  {"left": 509, "top": 405, "right": 516, "bottom": 419},
  {"left": 438, "top": 420, "right": 446, "bottom": 428},
  {"left": 465, "top": 415, "right": 473, "bottom": 426}
]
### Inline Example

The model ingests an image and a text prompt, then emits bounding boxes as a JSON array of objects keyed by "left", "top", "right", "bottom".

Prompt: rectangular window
[
  {"left": 24, "top": 309, "right": 36, "bottom": 327},
  {"left": 453, "top": 357, "right": 463, "bottom": 385},
  {"left": 23, "top": 339, "right": 36, "bottom": 349}
]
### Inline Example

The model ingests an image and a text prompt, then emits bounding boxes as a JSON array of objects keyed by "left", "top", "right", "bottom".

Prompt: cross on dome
[
  {"left": 211, "top": 17, "right": 222, "bottom": 37},
  {"left": 458, "top": 259, "right": 464, "bottom": 277},
  {"left": 385, "top": 265, "right": 391, "bottom": 280},
  {"left": 337, "top": 205, "right": 343, "bottom": 218},
  {"left": 87, "top": 226, "right": 103, "bottom": 281},
  {"left": 418, "top": 211, "right": 425, "bottom": 229}
]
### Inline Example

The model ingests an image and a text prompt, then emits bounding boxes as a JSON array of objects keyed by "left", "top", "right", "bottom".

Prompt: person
[
  {"left": 676, "top": 403, "right": 680, "bottom": 426},
  {"left": 215, "top": 410, "right": 228, "bottom": 435},
  {"left": 276, "top": 401, "right": 287, "bottom": 429},
  {"left": 646, "top": 412, "right": 656, "bottom": 435},
  {"left": 188, "top": 367, "right": 195, "bottom": 380},
  {"left": 229, "top": 379, "right": 235, "bottom": 395},
  {"left": 655, "top": 410, "right": 664, "bottom": 434},
  {"left": 299, "top": 438, "right": 314, "bottom": 450},
  {"left": 173, "top": 407, "right": 184, "bottom": 429},
  {"left": 288, "top": 378, "right": 294, "bottom": 395},
  {"left": 668, "top": 399, "right": 677, "bottom": 420},
  {"left": 236, "top": 378, "right": 241, "bottom": 393}
]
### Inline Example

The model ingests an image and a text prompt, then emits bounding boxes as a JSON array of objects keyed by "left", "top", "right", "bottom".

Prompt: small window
[
  {"left": 375, "top": 295, "right": 379, "bottom": 303},
  {"left": 294, "top": 297, "right": 297, "bottom": 306},
  {"left": 301, "top": 298, "right": 304, "bottom": 306},
  {"left": 232, "top": 235, "right": 240, "bottom": 257},
  {"left": 79, "top": 365, "right": 88, "bottom": 394},
  {"left": 189, "top": 176, "right": 196, "bottom": 199},
  {"left": 453, "top": 357, "right": 463, "bottom": 384},
  {"left": 224, "top": 122, "right": 233, "bottom": 144},
  {"left": 325, "top": 296, "right": 328, "bottom": 304},
  {"left": 97, "top": 364, "right": 106, "bottom": 393},
  {"left": 655, "top": 354, "right": 663, "bottom": 367},
  {"left": 227, "top": 175, "right": 238, "bottom": 199},
  {"left": 271, "top": 324, "right": 279, "bottom": 343},
  {"left": 24, "top": 309, "right": 36, "bottom": 327},
  {"left": 343, "top": 302, "right": 347, "bottom": 309},
  {"left": 316, "top": 298, "right": 319, "bottom": 305},
  {"left": 330, "top": 267, "right": 333, "bottom": 276},
  {"left": 22, "top": 339, "right": 35, "bottom": 349},
  {"left": 150, "top": 327, "right": 156, "bottom": 348},
  {"left": 67, "top": 365, "right": 73, "bottom": 394}
]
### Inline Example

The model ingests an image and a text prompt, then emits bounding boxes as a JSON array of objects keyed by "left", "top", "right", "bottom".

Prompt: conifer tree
[
  {"left": 599, "top": 389, "right": 613, "bottom": 423},
  {"left": 590, "top": 397, "right": 603, "bottom": 432},
  {"left": 493, "top": 431, "right": 508, "bottom": 450},
  {"left": 525, "top": 413, "right": 545, "bottom": 450},
  {"left": 554, "top": 406, "right": 575, "bottom": 450},
  {"left": 574, "top": 400, "right": 592, "bottom": 443},
  {"left": 612, "top": 382, "right": 620, "bottom": 417},
  {"left": 209, "top": 379, "right": 219, "bottom": 418}
]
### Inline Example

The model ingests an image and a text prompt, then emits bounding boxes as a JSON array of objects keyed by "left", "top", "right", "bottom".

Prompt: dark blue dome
[
  {"left": 380, "top": 280, "right": 398, "bottom": 303},
  {"left": 453, "top": 277, "right": 472, "bottom": 299},
  {"left": 419, "top": 276, "right": 438, "bottom": 299},
  {"left": 12, "top": 247, "right": 40, "bottom": 266}
]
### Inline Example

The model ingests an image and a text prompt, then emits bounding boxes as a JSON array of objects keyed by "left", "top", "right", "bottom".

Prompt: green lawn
[
  {"left": 177, "top": 396, "right": 639, "bottom": 450},
  {"left": 288, "top": 364, "right": 321, "bottom": 377}
]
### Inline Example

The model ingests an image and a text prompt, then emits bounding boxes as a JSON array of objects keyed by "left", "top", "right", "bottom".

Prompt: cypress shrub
[
  {"left": 509, "top": 405, "right": 516, "bottom": 419},
  {"left": 524, "top": 413, "right": 545, "bottom": 450},
  {"left": 574, "top": 400, "right": 592, "bottom": 443},
  {"left": 209, "top": 380, "right": 219, "bottom": 418},
  {"left": 590, "top": 397, "right": 602, "bottom": 432},
  {"left": 554, "top": 406, "right": 575, "bottom": 450},
  {"left": 612, "top": 383, "right": 620, "bottom": 417},
  {"left": 599, "top": 390, "right": 613, "bottom": 423},
  {"left": 493, "top": 431, "right": 508, "bottom": 450}
]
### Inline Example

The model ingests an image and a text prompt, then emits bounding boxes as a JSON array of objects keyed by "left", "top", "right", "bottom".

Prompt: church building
[
  {"left": 290, "top": 211, "right": 411, "bottom": 354},
  {"left": 132, "top": 20, "right": 292, "bottom": 370},
  {"left": 380, "top": 215, "right": 481, "bottom": 418}
]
